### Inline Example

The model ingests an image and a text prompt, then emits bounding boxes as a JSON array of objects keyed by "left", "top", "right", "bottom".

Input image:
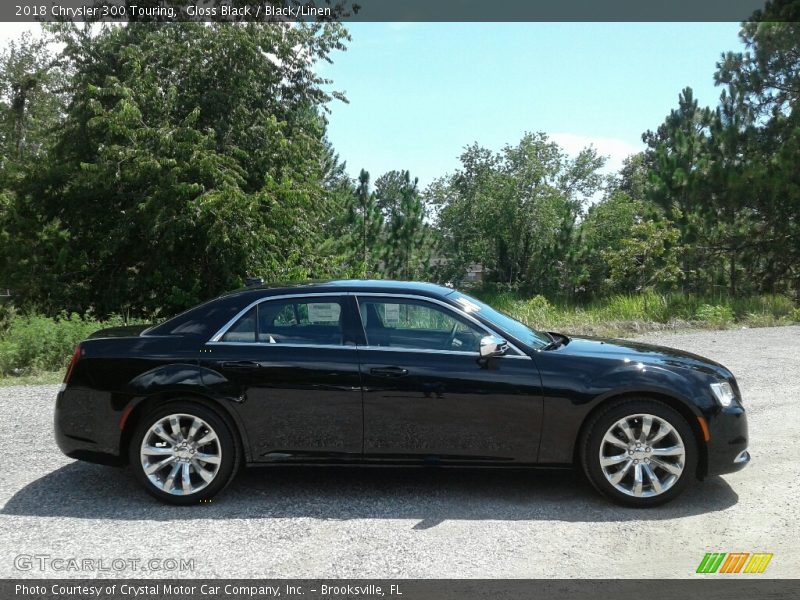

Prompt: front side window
[
  {"left": 220, "top": 297, "right": 345, "bottom": 346},
  {"left": 357, "top": 297, "right": 484, "bottom": 352}
]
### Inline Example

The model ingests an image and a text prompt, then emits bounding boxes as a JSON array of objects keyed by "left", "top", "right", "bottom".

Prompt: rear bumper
[
  {"left": 54, "top": 388, "right": 125, "bottom": 466},
  {"left": 703, "top": 402, "right": 749, "bottom": 477}
]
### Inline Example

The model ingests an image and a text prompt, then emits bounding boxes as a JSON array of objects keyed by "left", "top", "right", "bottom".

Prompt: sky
[
  {"left": 0, "top": 22, "right": 745, "bottom": 188},
  {"left": 319, "top": 22, "right": 745, "bottom": 187}
]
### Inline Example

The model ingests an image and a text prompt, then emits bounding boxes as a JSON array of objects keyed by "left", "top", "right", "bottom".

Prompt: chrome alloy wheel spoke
[
  {"left": 194, "top": 452, "right": 221, "bottom": 465},
  {"left": 617, "top": 419, "right": 636, "bottom": 443},
  {"left": 648, "top": 421, "right": 674, "bottom": 444},
  {"left": 607, "top": 459, "right": 633, "bottom": 485},
  {"left": 650, "top": 445, "right": 684, "bottom": 457},
  {"left": 639, "top": 415, "right": 653, "bottom": 442},
  {"left": 195, "top": 431, "right": 218, "bottom": 446},
  {"left": 140, "top": 413, "right": 222, "bottom": 496},
  {"left": 602, "top": 432, "right": 629, "bottom": 450},
  {"left": 144, "top": 455, "right": 175, "bottom": 475},
  {"left": 642, "top": 463, "right": 663, "bottom": 494},
  {"left": 186, "top": 418, "right": 202, "bottom": 442},
  {"left": 598, "top": 413, "right": 685, "bottom": 498}
]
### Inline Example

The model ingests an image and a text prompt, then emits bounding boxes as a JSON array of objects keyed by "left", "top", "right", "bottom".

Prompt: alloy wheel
[
  {"left": 598, "top": 413, "right": 686, "bottom": 498},
  {"left": 139, "top": 413, "right": 222, "bottom": 496}
]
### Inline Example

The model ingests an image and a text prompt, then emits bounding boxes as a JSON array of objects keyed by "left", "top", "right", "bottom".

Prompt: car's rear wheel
[
  {"left": 129, "top": 402, "right": 240, "bottom": 505},
  {"left": 581, "top": 398, "right": 697, "bottom": 507}
]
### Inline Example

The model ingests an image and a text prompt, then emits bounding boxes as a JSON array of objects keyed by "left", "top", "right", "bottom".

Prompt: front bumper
[{"left": 703, "top": 402, "right": 749, "bottom": 477}]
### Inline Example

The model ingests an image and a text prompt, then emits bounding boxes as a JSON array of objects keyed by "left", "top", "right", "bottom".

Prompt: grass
[
  {"left": 0, "top": 292, "right": 798, "bottom": 385},
  {"left": 471, "top": 290, "right": 800, "bottom": 338},
  {"left": 0, "top": 370, "right": 63, "bottom": 386}
]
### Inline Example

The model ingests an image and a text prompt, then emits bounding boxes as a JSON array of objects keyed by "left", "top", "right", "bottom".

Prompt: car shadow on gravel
[{"left": 2, "top": 461, "right": 739, "bottom": 527}]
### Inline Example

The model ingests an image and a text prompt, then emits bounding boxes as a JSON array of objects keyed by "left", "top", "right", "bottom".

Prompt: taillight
[{"left": 63, "top": 345, "right": 81, "bottom": 386}]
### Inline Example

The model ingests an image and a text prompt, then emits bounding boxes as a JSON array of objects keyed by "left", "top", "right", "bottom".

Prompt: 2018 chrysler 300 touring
[{"left": 54, "top": 280, "right": 750, "bottom": 507}]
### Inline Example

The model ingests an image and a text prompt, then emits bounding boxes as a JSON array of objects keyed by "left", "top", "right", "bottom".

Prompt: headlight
[{"left": 710, "top": 381, "right": 736, "bottom": 407}]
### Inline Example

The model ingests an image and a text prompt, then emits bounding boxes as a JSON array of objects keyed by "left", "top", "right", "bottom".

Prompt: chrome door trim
[{"left": 208, "top": 290, "right": 532, "bottom": 360}]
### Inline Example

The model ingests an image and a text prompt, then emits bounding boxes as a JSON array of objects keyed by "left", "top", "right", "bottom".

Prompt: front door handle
[
  {"left": 221, "top": 360, "right": 262, "bottom": 369},
  {"left": 370, "top": 366, "right": 409, "bottom": 377}
]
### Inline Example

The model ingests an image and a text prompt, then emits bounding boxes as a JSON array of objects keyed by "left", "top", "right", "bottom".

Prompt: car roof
[
  {"left": 241, "top": 279, "right": 455, "bottom": 298},
  {"left": 146, "top": 280, "right": 457, "bottom": 337}
]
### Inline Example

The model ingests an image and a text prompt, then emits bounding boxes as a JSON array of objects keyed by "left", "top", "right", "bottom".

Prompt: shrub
[
  {"left": 733, "top": 294, "right": 796, "bottom": 319},
  {"left": 742, "top": 312, "right": 782, "bottom": 328},
  {"left": 694, "top": 304, "right": 735, "bottom": 328},
  {"left": 0, "top": 312, "right": 133, "bottom": 376},
  {"left": 513, "top": 295, "right": 553, "bottom": 328}
]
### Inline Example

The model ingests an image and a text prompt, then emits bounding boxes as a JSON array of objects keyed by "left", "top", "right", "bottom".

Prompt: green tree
[
  {"left": 351, "top": 169, "right": 384, "bottom": 277},
  {"left": 0, "top": 31, "right": 67, "bottom": 299},
  {"left": 375, "top": 170, "right": 432, "bottom": 280},
  {"left": 603, "top": 218, "right": 683, "bottom": 293},
  {"left": 431, "top": 132, "right": 605, "bottom": 293},
  {"left": 715, "top": 2, "right": 800, "bottom": 296},
  {"left": 2, "top": 23, "right": 349, "bottom": 316},
  {"left": 0, "top": 32, "right": 65, "bottom": 165},
  {"left": 644, "top": 88, "right": 712, "bottom": 270},
  {"left": 645, "top": 2, "right": 800, "bottom": 298},
  {"left": 576, "top": 192, "right": 644, "bottom": 295}
]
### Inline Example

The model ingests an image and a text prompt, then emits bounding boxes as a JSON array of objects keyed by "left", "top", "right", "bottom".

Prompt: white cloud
[{"left": 549, "top": 132, "right": 642, "bottom": 174}]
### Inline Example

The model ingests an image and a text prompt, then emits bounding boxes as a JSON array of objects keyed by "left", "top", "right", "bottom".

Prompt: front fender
[
  {"left": 588, "top": 363, "right": 709, "bottom": 417},
  {"left": 537, "top": 359, "right": 709, "bottom": 464}
]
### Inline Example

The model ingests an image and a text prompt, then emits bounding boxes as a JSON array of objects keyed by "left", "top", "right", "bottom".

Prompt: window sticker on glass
[
  {"left": 307, "top": 303, "right": 341, "bottom": 323},
  {"left": 383, "top": 303, "right": 401, "bottom": 325}
]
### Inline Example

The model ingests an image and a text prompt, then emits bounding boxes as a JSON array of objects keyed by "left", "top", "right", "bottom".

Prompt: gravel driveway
[{"left": 1, "top": 326, "right": 798, "bottom": 578}]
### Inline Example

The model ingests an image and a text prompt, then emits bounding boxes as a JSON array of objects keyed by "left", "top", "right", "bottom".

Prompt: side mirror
[{"left": 480, "top": 334, "right": 508, "bottom": 358}]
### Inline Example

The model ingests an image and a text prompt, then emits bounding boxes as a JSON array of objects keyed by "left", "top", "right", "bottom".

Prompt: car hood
[{"left": 553, "top": 335, "right": 733, "bottom": 379}]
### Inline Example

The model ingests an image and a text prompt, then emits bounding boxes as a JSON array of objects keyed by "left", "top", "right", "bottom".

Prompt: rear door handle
[
  {"left": 370, "top": 366, "right": 409, "bottom": 377},
  {"left": 221, "top": 360, "right": 262, "bottom": 369}
]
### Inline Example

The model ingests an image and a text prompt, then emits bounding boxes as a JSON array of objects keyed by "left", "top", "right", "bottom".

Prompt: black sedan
[{"left": 55, "top": 280, "right": 749, "bottom": 507}]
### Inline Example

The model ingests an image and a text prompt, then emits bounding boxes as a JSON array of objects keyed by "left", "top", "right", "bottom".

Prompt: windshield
[{"left": 448, "top": 292, "right": 550, "bottom": 350}]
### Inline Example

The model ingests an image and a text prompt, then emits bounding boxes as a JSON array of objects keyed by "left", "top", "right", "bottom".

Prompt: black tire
[
  {"left": 580, "top": 398, "right": 698, "bottom": 507},
  {"left": 129, "top": 401, "right": 241, "bottom": 505}
]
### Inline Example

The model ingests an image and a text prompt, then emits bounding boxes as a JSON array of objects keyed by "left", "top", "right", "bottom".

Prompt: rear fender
[{"left": 121, "top": 364, "right": 250, "bottom": 463}]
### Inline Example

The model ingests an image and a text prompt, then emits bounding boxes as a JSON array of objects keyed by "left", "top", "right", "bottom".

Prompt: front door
[
  {"left": 355, "top": 295, "right": 543, "bottom": 464},
  {"left": 201, "top": 294, "right": 363, "bottom": 462}
]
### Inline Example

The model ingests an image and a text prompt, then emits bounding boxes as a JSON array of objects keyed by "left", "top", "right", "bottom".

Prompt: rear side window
[
  {"left": 220, "top": 307, "right": 257, "bottom": 343},
  {"left": 220, "top": 298, "right": 345, "bottom": 346}
]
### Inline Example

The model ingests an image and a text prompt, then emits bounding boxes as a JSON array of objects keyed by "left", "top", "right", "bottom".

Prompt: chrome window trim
[
  {"left": 206, "top": 341, "right": 357, "bottom": 350},
  {"left": 207, "top": 290, "right": 531, "bottom": 360},
  {"left": 357, "top": 345, "right": 531, "bottom": 359},
  {"left": 353, "top": 292, "right": 529, "bottom": 358},
  {"left": 208, "top": 292, "right": 347, "bottom": 343}
]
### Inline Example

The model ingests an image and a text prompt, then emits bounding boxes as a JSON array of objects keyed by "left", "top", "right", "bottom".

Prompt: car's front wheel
[
  {"left": 581, "top": 398, "right": 697, "bottom": 507},
  {"left": 129, "top": 402, "right": 240, "bottom": 505}
]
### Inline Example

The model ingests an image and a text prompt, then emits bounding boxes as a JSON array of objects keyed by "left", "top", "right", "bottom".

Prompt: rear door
[
  {"left": 201, "top": 294, "right": 363, "bottom": 462},
  {"left": 355, "top": 295, "right": 543, "bottom": 464}
]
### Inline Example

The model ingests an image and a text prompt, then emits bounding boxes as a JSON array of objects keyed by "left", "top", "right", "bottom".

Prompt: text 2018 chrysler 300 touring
[{"left": 54, "top": 280, "right": 749, "bottom": 507}]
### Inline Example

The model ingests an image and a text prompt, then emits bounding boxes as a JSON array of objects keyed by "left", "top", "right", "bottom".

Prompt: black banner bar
[
  {"left": 0, "top": 0, "right": 775, "bottom": 23},
  {"left": 2, "top": 579, "right": 800, "bottom": 600}
]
